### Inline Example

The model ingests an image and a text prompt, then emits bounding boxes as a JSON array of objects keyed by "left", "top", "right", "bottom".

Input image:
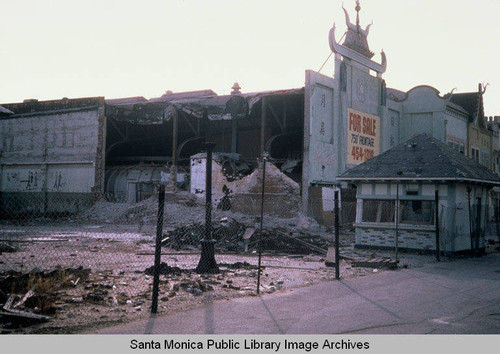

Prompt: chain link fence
[
  {"left": 0, "top": 167, "right": 357, "bottom": 334},
  {"left": 6, "top": 162, "right": 493, "bottom": 333}
]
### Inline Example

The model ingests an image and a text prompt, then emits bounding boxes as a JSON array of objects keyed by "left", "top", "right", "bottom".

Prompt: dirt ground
[{"left": 0, "top": 195, "right": 443, "bottom": 334}]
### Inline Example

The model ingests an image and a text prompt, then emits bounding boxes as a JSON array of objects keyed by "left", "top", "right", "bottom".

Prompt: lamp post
[{"left": 196, "top": 142, "right": 219, "bottom": 274}]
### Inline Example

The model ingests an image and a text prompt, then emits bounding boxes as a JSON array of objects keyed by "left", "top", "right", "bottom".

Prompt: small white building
[{"left": 337, "top": 134, "right": 500, "bottom": 254}]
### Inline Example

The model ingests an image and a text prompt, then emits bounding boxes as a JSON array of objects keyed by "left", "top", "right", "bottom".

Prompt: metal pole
[
  {"left": 435, "top": 189, "right": 440, "bottom": 262},
  {"left": 496, "top": 199, "right": 500, "bottom": 243},
  {"left": 205, "top": 144, "right": 213, "bottom": 241},
  {"left": 260, "top": 97, "right": 267, "bottom": 157},
  {"left": 196, "top": 142, "right": 219, "bottom": 274},
  {"left": 467, "top": 186, "right": 474, "bottom": 252},
  {"left": 151, "top": 183, "right": 165, "bottom": 314},
  {"left": 257, "top": 154, "right": 267, "bottom": 295},
  {"left": 334, "top": 190, "right": 340, "bottom": 280},
  {"left": 395, "top": 181, "right": 399, "bottom": 264}
]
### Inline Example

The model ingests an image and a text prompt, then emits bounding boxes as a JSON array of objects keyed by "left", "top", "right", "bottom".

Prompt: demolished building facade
[{"left": 1, "top": 2, "right": 499, "bottom": 226}]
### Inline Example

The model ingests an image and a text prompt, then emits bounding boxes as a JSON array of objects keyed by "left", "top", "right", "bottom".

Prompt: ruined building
[{"left": 0, "top": 1, "right": 498, "bottom": 225}]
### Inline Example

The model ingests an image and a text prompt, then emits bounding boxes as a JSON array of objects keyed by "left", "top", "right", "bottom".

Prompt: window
[
  {"left": 471, "top": 147, "right": 480, "bottom": 162},
  {"left": 400, "top": 200, "right": 435, "bottom": 225},
  {"left": 481, "top": 150, "right": 490, "bottom": 167},
  {"left": 362, "top": 200, "right": 395, "bottom": 223}
]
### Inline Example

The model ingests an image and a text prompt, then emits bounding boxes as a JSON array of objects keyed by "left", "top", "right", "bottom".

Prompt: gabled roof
[{"left": 338, "top": 134, "right": 500, "bottom": 185}]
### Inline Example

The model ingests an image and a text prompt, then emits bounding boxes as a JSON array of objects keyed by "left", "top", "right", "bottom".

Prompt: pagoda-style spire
[
  {"left": 329, "top": 0, "right": 386, "bottom": 74},
  {"left": 342, "top": 1, "right": 374, "bottom": 58}
]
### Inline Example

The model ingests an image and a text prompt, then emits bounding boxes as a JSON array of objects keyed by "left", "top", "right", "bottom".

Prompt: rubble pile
[
  {"left": 0, "top": 267, "right": 90, "bottom": 328},
  {"left": 257, "top": 230, "right": 331, "bottom": 255},
  {"left": 76, "top": 191, "right": 324, "bottom": 233},
  {"left": 160, "top": 216, "right": 336, "bottom": 255}
]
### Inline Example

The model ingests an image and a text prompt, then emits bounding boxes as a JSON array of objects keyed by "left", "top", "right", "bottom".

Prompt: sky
[{"left": 1, "top": 0, "right": 499, "bottom": 115}]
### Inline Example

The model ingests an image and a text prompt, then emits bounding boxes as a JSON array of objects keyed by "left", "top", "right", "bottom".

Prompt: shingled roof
[{"left": 338, "top": 134, "right": 500, "bottom": 185}]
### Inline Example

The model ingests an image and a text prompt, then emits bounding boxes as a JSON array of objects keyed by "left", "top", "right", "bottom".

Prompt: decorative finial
[
  {"left": 231, "top": 82, "right": 241, "bottom": 95},
  {"left": 355, "top": 0, "right": 361, "bottom": 27}
]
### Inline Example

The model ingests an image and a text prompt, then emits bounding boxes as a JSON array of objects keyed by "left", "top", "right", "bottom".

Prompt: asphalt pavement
[{"left": 95, "top": 251, "right": 500, "bottom": 334}]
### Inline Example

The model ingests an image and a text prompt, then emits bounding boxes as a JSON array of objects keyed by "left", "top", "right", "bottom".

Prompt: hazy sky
[{"left": 1, "top": 0, "right": 499, "bottom": 115}]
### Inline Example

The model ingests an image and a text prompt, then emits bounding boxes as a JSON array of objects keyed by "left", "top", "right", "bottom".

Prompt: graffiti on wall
[
  {"left": 5, "top": 170, "right": 44, "bottom": 191},
  {"left": 1, "top": 165, "right": 93, "bottom": 193}
]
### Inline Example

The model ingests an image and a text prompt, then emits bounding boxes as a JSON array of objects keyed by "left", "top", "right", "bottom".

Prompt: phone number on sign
[{"left": 351, "top": 145, "right": 374, "bottom": 162}]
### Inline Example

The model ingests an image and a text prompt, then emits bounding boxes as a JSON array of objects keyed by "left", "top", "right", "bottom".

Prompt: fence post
[
  {"left": 334, "top": 190, "right": 340, "bottom": 280},
  {"left": 467, "top": 186, "right": 474, "bottom": 252},
  {"left": 395, "top": 181, "right": 400, "bottom": 264},
  {"left": 435, "top": 189, "right": 440, "bottom": 262},
  {"left": 256, "top": 154, "right": 267, "bottom": 295},
  {"left": 151, "top": 183, "right": 166, "bottom": 314}
]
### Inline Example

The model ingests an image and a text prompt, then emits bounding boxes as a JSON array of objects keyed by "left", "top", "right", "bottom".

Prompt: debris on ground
[
  {"left": 160, "top": 217, "right": 338, "bottom": 255},
  {"left": 144, "top": 263, "right": 183, "bottom": 276},
  {"left": 0, "top": 267, "right": 91, "bottom": 329},
  {"left": 218, "top": 261, "right": 258, "bottom": 270},
  {"left": 350, "top": 258, "right": 398, "bottom": 270},
  {"left": 0, "top": 242, "right": 17, "bottom": 253}
]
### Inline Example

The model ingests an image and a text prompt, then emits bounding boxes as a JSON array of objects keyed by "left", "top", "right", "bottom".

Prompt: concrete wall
[
  {"left": 0, "top": 98, "right": 105, "bottom": 215},
  {"left": 398, "top": 87, "right": 445, "bottom": 143},
  {"left": 303, "top": 57, "right": 385, "bottom": 213},
  {"left": 386, "top": 86, "right": 469, "bottom": 153}
]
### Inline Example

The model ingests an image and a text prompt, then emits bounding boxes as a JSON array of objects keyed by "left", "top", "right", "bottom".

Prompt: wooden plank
[{"left": 0, "top": 308, "right": 51, "bottom": 322}]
